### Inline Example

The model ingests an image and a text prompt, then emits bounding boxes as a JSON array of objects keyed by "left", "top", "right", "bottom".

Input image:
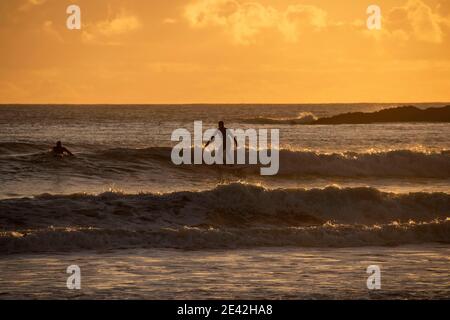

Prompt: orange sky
[{"left": 0, "top": 0, "right": 449, "bottom": 104}]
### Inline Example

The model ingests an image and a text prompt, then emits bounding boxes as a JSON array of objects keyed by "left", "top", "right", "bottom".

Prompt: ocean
[{"left": 0, "top": 104, "right": 449, "bottom": 299}]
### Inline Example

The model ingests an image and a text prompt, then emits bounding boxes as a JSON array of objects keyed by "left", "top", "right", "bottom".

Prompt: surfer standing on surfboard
[
  {"left": 204, "top": 121, "right": 238, "bottom": 164},
  {"left": 52, "top": 141, "right": 74, "bottom": 157}
]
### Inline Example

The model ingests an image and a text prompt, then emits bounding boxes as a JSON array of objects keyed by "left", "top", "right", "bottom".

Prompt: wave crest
[
  {"left": 275, "top": 149, "right": 450, "bottom": 178},
  {"left": 1, "top": 183, "right": 449, "bottom": 253},
  {"left": 243, "top": 112, "right": 318, "bottom": 125},
  {"left": 1, "top": 219, "right": 449, "bottom": 253},
  {"left": 2, "top": 145, "right": 449, "bottom": 178}
]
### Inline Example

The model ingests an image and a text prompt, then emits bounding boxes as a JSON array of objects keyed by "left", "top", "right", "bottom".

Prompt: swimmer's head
[
  {"left": 218, "top": 121, "right": 224, "bottom": 129},
  {"left": 56, "top": 141, "right": 62, "bottom": 147}
]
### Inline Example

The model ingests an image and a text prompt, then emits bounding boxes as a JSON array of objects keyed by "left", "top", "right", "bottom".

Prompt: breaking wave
[
  {"left": 1, "top": 183, "right": 449, "bottom": 253},
  {"left": 2, "top": 220, "right": 449, "bottom": 254},
  {"left": 274, "top": 149, "right": 450, "bottom": 178},
  {"left": 1, "top": 144, "right": 449, "bottom": 178},
  {"left": 243, "top": 112, "right": 318, "bottom": 125}
]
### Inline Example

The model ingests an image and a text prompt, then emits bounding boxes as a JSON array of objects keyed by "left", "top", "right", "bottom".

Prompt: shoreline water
[{"left": 1, "top": 245, "right": 449, "bottom": 300}]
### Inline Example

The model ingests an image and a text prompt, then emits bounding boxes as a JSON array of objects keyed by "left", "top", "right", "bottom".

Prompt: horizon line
[{"left": 0, "top": 102, "right": 449, "bottom": 106}]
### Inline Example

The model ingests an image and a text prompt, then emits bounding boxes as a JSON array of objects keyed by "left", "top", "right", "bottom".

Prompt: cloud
[
  {"left": 97, "top": 14, "right": 141, "bottom": 36},
  {"left": 147, "top": 61, "right": 230, "bottom": 73},
  {"left": 163, "top": 18, "right": 177, "bottom": 24},
  {"left": 184, "top": 0, "right": 327, "bottom": 44},
  {"left": 42, "top": 20, "right": 64, "bottom": 43},
  {"left": 82, "top": 11, "right": 141, "bottom": 44},
  {"left": 279, "top": 5, "right": 327, "bottom": 42},
  {"left": 385, "top": 0, "right": 449, "bottom": 43},
  {"left": 148, "top": 62, "right": 204, "bottom": 73},
  {"left": 19, "top": 0, "right": 47, "bottom": 11}
]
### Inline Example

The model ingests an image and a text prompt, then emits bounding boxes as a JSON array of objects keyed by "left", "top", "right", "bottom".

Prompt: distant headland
[{"left": 312, "top": 105, "right": 450, "bottom": 125}]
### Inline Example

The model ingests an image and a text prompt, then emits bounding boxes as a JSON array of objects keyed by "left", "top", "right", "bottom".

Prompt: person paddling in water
[
  {"left": 52, "top": 141, "right": 74, "bottom": 157},
  {"left": 204, "top": 121, "right": 238, "bottom": 164}
]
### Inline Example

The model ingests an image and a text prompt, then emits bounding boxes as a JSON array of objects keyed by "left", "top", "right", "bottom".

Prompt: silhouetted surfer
[
  {"left": 204, "top": 121, "right": 238, "bottom": 164},
  {"left": 205, "top": 121, "right": 238, "bottom": 149},
  {"left": 52, "top": 141, "right": 74, "bottom": 157}
]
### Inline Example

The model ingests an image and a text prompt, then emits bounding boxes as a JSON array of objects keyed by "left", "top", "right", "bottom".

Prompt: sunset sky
[{"left": 0, "top": 0, "right": 449, "bottom": 104}]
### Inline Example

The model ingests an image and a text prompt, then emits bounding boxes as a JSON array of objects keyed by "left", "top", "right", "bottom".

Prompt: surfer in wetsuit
[
  {"left": 52, "top": 141, "right": 74, "bottom": 157},
  {"left": 204, "top": 121, "right": 238, "bottom": 164}
]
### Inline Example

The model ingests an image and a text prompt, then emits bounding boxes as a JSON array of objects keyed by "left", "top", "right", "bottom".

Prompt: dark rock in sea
[{"left": 312, "top": 105, "right": 450, "bottom": 125}]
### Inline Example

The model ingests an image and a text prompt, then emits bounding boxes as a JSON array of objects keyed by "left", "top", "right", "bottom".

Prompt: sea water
[{"left": 0, "top": 104, "right": 449, "bottom": 299}]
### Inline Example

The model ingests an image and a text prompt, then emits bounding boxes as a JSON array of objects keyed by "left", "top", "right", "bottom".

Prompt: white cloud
[
  {"left": 19, "top": 0, "right": 47, "bottom": 12},
  {"left": 97, "top": 14, "right": 141, "bottom": 36},
  {"left": 386, "top": 0, "right": 449, "bottom": 43},
  {"left": 279, "top": 5, "right": 327, "bottom": 42},
  {"left": 163, "top": 18, "right": 177, "bottom": 24},
  {"left": 82, "top": 11, "right": 141, "bottom": 45},
  {"left": 42, "top": 20, "right": 64, "bottom": 43},
  {"left": 184, "top": 0, "right": 327, "bottom": 44}
]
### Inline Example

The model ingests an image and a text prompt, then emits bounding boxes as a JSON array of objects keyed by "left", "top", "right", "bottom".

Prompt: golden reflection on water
[{"left": 0, "top": 245, "right": 449, "bottom": 299}]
